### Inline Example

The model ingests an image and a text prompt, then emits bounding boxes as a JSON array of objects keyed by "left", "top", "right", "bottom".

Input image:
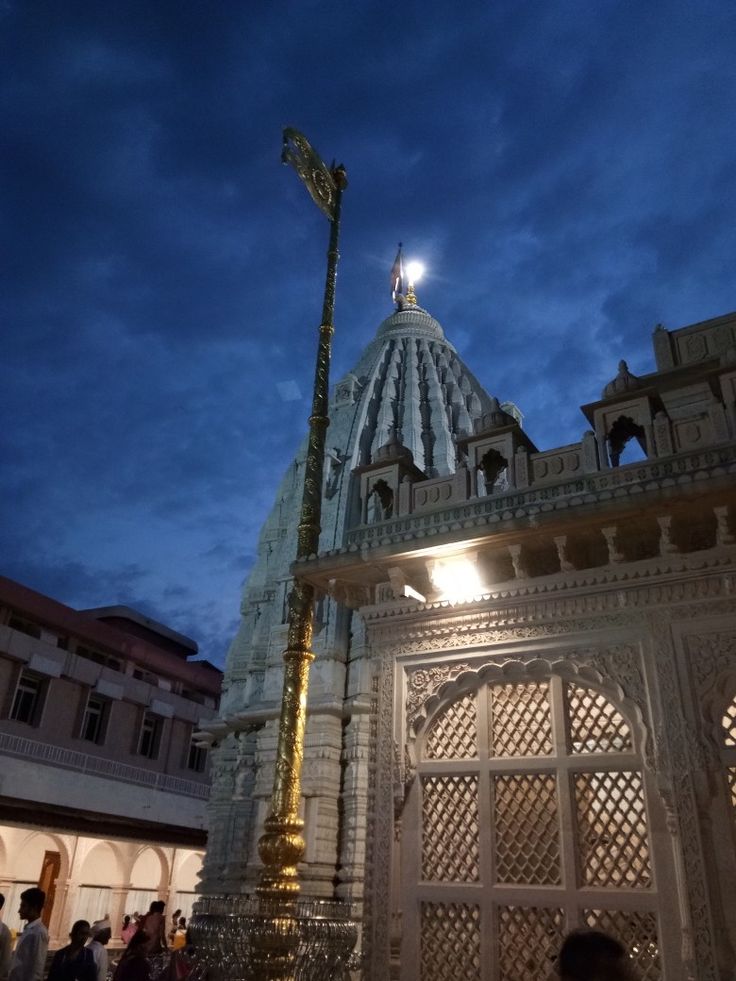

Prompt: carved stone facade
[{"left": 199, "top": 302, "right": 736, "bottom": 980}]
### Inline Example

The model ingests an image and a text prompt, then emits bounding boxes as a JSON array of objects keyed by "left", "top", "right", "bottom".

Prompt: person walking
[
  {"left": 170, "top": 920, "right": 187, "bottom": 952},
  {"left": 47, "top": 922, "right": 96, "bottom": 981},
  {"left": 112, "top": 934, "right": 150, "bottom": 981},
  {"left": 0, "top": 895, "right": 11, "bottom": 981},
  {"left": 8, "top": 888, "right": 47, "bottom": 981},
  {"left": 167, "top": 913, "right": 181, "bottom": 947},
  {"left": 87, "top": 919, "right": 112, "bottom": 981},
  {"left": 138, "top": 903, "right": 166, "bottom": 956},
  {"left": 120, "top": 918, "right": 136, "bottom": 947}
]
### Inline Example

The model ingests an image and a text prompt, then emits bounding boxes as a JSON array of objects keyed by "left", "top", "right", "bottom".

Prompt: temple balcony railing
[{"left": 343, "top": 441, "right": 736, "bottom": 551}]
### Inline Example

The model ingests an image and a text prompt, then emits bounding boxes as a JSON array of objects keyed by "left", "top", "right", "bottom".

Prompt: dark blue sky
[{"left": 3, "top": 1, "right": 735, "bottom": 664}]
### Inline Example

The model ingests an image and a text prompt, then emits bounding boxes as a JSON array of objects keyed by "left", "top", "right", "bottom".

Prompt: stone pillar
[
  {"left": 653, "top": 411, "right": 674, "bottom": 457},
  {"left": 646, "top": 612, "right": 728, "bottom": 979},
  {"left": 109, "top": 885, "right": 131, "bottom": 943},
  {"left": 50, "top": 876, "right": 79, "bottom": 945},
  {"left": 514, "top": 446, "right": 529, "bottom": 488},
  {"left": 300, "top": 714, "right": 344, "bottom": 897},
  {"left": 336, "top": 713, "right": 372, "bottom": 911},
  {"left": 581, "top": 430, "right": 600, "bottom": 472},
  {"left": 198, "top": 736, "right": 238, "bottom": 894},
  {"left": 653, "top": 323, "right": 675, "bottom": 370}
]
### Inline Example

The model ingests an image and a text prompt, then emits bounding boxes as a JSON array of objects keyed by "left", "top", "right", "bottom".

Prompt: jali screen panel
[{"left": 411, "top": 675, "right": 663, "bottom": 981}]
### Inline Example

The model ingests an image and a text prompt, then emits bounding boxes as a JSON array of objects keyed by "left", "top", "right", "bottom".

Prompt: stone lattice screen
[
  {"left": 411, "top": 677, "right": 662, "bottom": 981},
  {"left": 722, "top": 694, "right": 736, "bottom": 818}
]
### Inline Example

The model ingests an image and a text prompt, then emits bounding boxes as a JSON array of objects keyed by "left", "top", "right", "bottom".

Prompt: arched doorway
[
  {"left": 401, "top": 674, "right": 677, "bottom": 980},
  {"left": 171, "top": 851, "right": 203, "bottom": 923},
  {"left": 7, "top": 833, "right": 68, "bottom": 934},
  {"left": 73, "top": 841, "right": 122, "bottom": 926},
  {"left": 127, "top": 848, "right": 166, "bottom": 917}
]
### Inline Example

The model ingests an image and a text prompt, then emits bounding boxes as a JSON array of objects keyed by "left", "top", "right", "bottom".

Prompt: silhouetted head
[
  {"left": 69, "top": 921, "right": 90, "bottom": 947},
  {"left": 19, "top": 888, "right": 45, "bottom": 922},
  {"left": 559, "top": 930, "right": 637, "bottom": 981}
]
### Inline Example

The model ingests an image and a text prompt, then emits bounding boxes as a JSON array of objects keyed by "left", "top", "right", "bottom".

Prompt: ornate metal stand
[
  {"left": 190, "top": 130, "right": 356, "bottom": 981},
  {"left": 189, "top": 896, "right": 357, "bottom": 981}
]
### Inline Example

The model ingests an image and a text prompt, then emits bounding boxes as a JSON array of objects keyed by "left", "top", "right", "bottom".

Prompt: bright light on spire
[
  {"left": 406, "top": 261, "right": 424, "bottom": 283},
  {"left": 405, "top": 260, "right": 425, "bottom": 305}
]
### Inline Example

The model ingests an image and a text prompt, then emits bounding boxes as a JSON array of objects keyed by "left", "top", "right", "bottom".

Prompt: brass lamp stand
[{"left": 190, "top": 129, "right": 357, "bottom": 981}]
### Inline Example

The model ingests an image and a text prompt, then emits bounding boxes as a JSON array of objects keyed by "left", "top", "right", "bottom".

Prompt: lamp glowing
[
  {"left": 426, "top": 554, "right": 485, "bottom": 604},
  {"left": 405, "top": 260, "right": 425, "bottom": 305},
  {"left": 405, "top": 260, "right": 425, "bottom": 283}
]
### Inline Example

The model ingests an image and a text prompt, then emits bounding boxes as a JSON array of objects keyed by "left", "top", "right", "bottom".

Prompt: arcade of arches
[{"left": 0, "top": 827, "right": 203, "bottom": 945}]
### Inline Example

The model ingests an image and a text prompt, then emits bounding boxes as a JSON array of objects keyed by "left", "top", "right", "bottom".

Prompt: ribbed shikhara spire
[
  {"left": 350, "top": 305, "right": 491, "bottom": 476},
  {"left": 220, "top": 301, "right": 492, "bottom": 685}
]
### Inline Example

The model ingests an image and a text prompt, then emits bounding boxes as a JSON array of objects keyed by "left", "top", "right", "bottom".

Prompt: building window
[
  {"left": 138, "top": 713, "right": 163, "bottom": 759},
  {"left": 80, "top": 693, "right": 109, "bottom": 744},
  {"left": 10, "top": 672, "right": 46, "bottom": 725},
  {"left": 76, "top": 645, "right": 122, "bottom": 672},
  {"left": 187, "top": 735, "right": 207, "bottom": 773},
  {"left": 8, "top": 615, "right": 41, "bottom": 639}
]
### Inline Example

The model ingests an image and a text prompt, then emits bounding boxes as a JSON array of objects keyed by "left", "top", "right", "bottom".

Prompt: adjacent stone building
[
  {"left": 199, "top": 301, "right": 736, "bottom": 981},
  {"left": 0, "top": 577, "right": 221, "bottom": 945}
]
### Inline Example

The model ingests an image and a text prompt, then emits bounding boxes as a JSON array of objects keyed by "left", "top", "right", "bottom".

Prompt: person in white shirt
[
  {"left": 86, "top": 920, "right": 111, "bottom": 981},
  {"left": 8, "top": 888, "right": 48, "bottom": 981},
  {"left": 0, "top": 894, "right": 12, "bottom": 981}
]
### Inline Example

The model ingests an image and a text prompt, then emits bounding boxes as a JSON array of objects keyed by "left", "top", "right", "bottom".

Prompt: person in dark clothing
[
  {"left": 558, "top": 929, "right": 638, "bottom": 981},
  {"left": 113, "top": 932, "right": 150, "bottom": 981},
  {"left": 47, "top": 922, "right": 96, "bottom": 981}
]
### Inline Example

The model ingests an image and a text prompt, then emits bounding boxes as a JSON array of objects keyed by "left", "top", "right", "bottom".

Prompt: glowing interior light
[
  {"left": 405, "top": 260, "right": 425, "bottom": 283},
  {"left": 427, "top": 555, "right": 485, "bottom": 603}
]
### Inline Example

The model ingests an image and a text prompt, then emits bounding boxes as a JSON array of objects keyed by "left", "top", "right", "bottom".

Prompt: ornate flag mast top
[{"left": 189, "top": 130, "right": 356, "bottom": 981}]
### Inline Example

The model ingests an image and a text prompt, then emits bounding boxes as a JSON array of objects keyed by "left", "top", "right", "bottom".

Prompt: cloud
[{"left": 2, "top": 0, "right": 735, "bottom": 664}]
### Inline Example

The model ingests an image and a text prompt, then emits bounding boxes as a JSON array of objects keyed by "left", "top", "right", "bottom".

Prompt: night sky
[{"left": 3, "top": 1, "right": 736, "bottom": 665}]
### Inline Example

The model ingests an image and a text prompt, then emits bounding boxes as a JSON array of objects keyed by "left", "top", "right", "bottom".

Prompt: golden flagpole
[{"left": 250, "top": 128, "right": 350, "bottom": 978}]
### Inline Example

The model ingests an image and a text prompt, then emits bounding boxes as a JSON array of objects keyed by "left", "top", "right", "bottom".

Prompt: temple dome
[
  {"left": 602, "top": 360, "right": 640, "bottom": 400},
  {"left": 375, "top": 305, "right": 446, "bottom": 342},
  {"left": 474, "top": 397, "right": 516, "bottom": 434},
  {"left": 373, "top": 428, "right": 414, "bottom": 464}
]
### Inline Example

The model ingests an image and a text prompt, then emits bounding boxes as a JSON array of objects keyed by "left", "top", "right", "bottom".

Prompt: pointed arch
[
  {"left": 607, "top": 414, "right": 647, "bottom": 466},
  {"left": 77, "top": 840, "right": 124, "bottom": 885},
  {"left": 402, "top": 660, "right": 668, "bottom": 981},
  {"left": 410, "top": 656, "right": 648, "bottom": 766},
  {"left": 130, "top": 845, "right": 169, "bottom": 892},
  {"left": 14, "top": 831, "right": 70, "bottom": 882}
]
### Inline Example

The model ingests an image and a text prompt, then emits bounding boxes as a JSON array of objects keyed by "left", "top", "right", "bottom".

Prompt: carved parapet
[{"left": 531, "top": 445, "right": 583, "bottom": 483}]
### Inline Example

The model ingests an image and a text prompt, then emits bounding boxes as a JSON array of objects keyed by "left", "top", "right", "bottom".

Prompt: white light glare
[
  {"left": 427, "top": 554, "right": 485, "bottom": 603},
  {"left": 405, "top": 260, "right": 425, "bottom": 283}
]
